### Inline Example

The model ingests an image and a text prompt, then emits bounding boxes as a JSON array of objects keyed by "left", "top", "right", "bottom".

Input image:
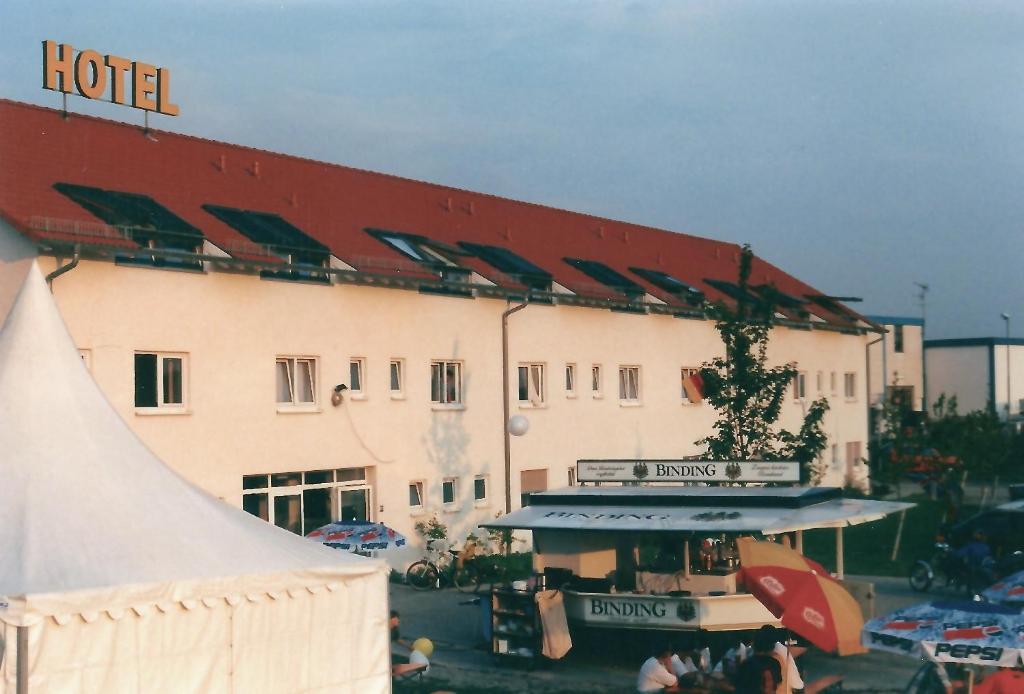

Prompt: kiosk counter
[{"left": 484, "top": 485, "right": 913, "bottom": 633}]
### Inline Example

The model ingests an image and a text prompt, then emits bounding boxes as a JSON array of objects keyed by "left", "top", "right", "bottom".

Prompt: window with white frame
[
  {"left": 893, "top": 325, "right": 905, "bottom": 353},
  {"left": 430, "top": 360, "right": 462, "bottom": 404},
  {"left": 831, "top": 444, "right": 839, "bottom": 465},
  {"left": 591, "top": 365, "right": 602, "bottom": 397},
  {"left": 816, "top": 371, "right": 823, "bottom": 394},
  {"left": 408, "top": 481, "right": 425, "bottom": 509},
  {"left": 565, "top": 363, "right": 576, "bottom": 396},
  {"left": 518, "top": 363, "right": 545, "bottom": 405},
  {"left": 135, "top": 352, "right": 186, "bottom": 409},
  {"left": 389, "top": 359, "right": 404, "bottom": 395},
  {"left": 844, "top": 372, "right": 857, "bottom": 399},
  {"left": 793, "top": 371, "right": 807, "bottom": 401},
  {"left": 276, "top": 356, "right": 317, "bottom": 407},
  {"left": 349, "top": 358, "right": 365, "bottom": 395},
  {"left": 618, "top": 366, "right": 640, "bottom": 402},
  {"left": 830, "top": 371, "right": 837, "bottom": 395},
  {"left": 442, "top": 477, "right": 458, "bottom": 506},
  {"left": 474, "top": 475, "right": 487, "bottom": 502},
  {"left": 568, "top": 468, "right": 576, "bottom": 487},
  {"left": 241, "top": 467, "right": 370, "bottom": 535},
  {"left": 681, "top": 367, "right": 700, "bottom": 404}
]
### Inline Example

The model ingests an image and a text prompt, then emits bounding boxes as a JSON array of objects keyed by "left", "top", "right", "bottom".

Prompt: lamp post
[{"left": 1002, "top": 313, "right": 1011, "bottom": 420}]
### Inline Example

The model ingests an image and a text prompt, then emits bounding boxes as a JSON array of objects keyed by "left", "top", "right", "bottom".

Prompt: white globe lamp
[{"left": 507, "top": 414, "right": 530, "bottom": 437}]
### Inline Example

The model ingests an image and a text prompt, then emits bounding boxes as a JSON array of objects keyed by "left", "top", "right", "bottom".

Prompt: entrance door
[
  {"left": 339, "top": 487, "right": 371, "bottom": 522},
  {"left": 303, "top": 487, "right": 332, "bottom": 534},
  {"left": 273, "top": 493, "right": 302, "bottom": 534}
]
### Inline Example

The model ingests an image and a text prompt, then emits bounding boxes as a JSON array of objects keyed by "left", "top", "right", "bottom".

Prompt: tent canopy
[{"left": 0, "top": 229, "right": 384, "bottom": 627}]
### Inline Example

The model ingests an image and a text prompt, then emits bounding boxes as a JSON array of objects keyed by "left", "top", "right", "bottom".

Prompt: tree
[
  {"left": 925, "top": 395, "right": 1011, "bottom": 488},
  {"left": 868, "top": 393, "right": 922, "bottom": 497},
  {"left": 697, "top": 245, "right": 831, "bottom": 483}
]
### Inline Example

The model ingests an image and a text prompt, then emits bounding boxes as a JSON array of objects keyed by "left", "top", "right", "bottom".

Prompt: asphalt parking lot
[{"left": 390, "top": 575, "right": 937, "bottom": 693}]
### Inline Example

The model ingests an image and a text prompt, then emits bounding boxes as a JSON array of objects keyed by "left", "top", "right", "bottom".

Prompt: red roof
[{"left": 0, "top": 99, "right": 858, "bottom": 326}]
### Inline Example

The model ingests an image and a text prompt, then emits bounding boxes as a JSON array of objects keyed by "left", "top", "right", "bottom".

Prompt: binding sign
[
  {"left": 576, "top": 459, "right": 800, "bottom": 483},
  {"left": 42, "top": 40, "right": 179, "bottom": 116}
]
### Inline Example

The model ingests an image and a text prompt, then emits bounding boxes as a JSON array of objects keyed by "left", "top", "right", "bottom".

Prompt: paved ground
[{"left": 390, "top": 574, "right": 966, "bottom": 693}]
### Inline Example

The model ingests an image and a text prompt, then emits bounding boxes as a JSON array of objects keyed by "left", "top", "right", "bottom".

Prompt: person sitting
[
  {"left": 954, "top": 531, "right": 992, "bottom": 593},
  {"left": 669, "top": 644, "right": 701, "bottom": 687},
  {"left": 735, "top": 626, "right": 783, "bottom": 694},
  {"left": 713, "top": 635, "right": 751, "bottom": 680},
  {"left": 974, "top": 666, "right": 1024, "bottom": 694},
  {"left": 773, "top": 636, "right": 804, "bottom": 692},
  {"left": 637, "top": 644, "right": 679, "bottom": 693}
]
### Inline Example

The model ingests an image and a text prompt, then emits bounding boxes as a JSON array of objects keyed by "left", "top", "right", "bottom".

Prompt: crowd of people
[{"left": 636, "top": 625, "right": 803, "bottom": 694}]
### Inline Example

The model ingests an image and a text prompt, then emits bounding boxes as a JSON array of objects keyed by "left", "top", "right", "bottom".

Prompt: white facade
[
  {"left": 33, "top": 248, "right": 873, "bottom": 568},
  {"left": 866, "top": 316, "right": 924, "bottom": 411},
  {"left": 925, "top": 338, "right": 1024, "bottom": 421}
]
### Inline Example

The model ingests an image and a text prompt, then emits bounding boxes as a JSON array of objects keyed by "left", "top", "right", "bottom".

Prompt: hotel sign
[
  {"left": 576, "top": 459, "right": 800, "bottom": 484},
  {"left": 42, "top": 40, "right": 179, "bottom": 116}
]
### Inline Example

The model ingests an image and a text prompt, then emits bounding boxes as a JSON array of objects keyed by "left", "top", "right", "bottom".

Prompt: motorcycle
[
  {"left": 908, "top": 542, "right": 992, "bottom": 594},
  {"left": 908, "top": 544, "right": 1022, "bottom": 594}
]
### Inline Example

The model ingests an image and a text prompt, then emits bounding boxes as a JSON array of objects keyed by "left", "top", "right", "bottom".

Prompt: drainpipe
[
  {"left": 45, "top": 245, "right": 81, "bottom": 291},
  {"left": 16, "top": 625, "right": 28, "bottom": 694},
  {"left": 865, "top": 334, "right": 884, "bottom": 482},
  {"left": 502, "top": 299, "right": 529, "bottom": 515}
]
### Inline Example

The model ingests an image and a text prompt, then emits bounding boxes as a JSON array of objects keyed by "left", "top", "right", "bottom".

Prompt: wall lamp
[{"left": 331, "top": 383, "right": 348, "bottom": 407}]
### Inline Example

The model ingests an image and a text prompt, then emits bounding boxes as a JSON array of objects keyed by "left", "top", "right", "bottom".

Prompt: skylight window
[
  {"left": 629, "top": 267, "right": 704, "bottom": 306},
  {"left": 563, "top": 258, "right": 645, "bottom": 298},
  {"left": 703, "top": 278, "right": 759, "bottom": 304},
  {"left": 365, "top": 228, "right": 465, "bottom": 269},
  {"left": 203, "top": 204, "right": 330, "bottom": 282},
  {"left": 459, "top": 241, "right": 552, "bottom": 290},
  {"left": 750, "top": 284, "right": 807, "bottom": 310},
  {"left": 54, "top": 182, "right": 203, "bottom": 269}
]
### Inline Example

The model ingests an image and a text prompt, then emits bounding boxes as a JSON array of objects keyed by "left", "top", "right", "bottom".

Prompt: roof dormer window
[{"left": 563, "top": 258, "right": 645, "bottom": 298}]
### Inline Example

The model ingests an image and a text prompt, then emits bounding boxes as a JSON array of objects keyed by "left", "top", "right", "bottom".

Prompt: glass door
[
  {"left": 339, "top": 487, "right": 371, "bottom": 522},
  {"left": 273, "top": 493, "right": 302, "bottom": 534}
]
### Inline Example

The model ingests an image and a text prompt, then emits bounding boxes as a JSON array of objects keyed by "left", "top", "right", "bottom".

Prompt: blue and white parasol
[
  {"left": 862, "top": 600, "right": 1024, "bottom": 667},
  {"left": 982, "top": 570, "right": 1024, "bottom": 606},
  {"left": 306, "top": 520, "right": 408, "bottom": 553}
]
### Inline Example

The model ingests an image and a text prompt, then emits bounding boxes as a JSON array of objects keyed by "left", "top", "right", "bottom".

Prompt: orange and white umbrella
[{"left": 737, "top": 536, "right": 866, "bottom": 656}]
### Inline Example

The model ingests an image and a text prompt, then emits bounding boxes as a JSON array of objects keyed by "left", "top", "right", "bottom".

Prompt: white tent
[{"left": 0, "top": 229, "right": 390, "bottom": 693}]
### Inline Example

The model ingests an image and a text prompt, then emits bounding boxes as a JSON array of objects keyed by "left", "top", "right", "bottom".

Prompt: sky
[{"left": 1, "top": 0, "right": 1022, "bottom": 339}]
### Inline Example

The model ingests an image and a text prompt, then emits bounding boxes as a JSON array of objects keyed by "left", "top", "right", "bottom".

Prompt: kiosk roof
[
  {"left": 485, "top": 491, "right": 913, "bottom": 534},
  {"left": 527, "top": 485, "right": 840, "bottom": 509}
]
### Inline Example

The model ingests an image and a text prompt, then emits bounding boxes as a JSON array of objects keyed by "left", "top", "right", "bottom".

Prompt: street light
[{"left": 1002, "top": 313, "right": 1011, "bottom": 420}]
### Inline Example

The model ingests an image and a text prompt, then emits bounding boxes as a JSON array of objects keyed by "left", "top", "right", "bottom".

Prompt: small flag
[{"left": 683, "top": 372, "right": 704, "bottom": 403}]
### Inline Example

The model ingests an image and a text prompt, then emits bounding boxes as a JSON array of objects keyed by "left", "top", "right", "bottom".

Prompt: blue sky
[{"left": 2, "top": 0, "right": 1023, "bottom": 338}]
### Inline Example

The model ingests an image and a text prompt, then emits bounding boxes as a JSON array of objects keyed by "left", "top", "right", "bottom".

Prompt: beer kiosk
[{"left": 484, "top": 460, "right": 913, "bottom": 634}]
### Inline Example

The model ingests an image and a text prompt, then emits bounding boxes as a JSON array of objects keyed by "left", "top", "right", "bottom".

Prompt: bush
[{"left": 413, "top": 516, "right": 449, "bottom": 542}]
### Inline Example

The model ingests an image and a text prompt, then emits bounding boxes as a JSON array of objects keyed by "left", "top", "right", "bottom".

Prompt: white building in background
[
  {"left": 0, "top": 100, "right": 877, "bottom": 566},
  {"left": 865, "top": 315, "right": 925, "bottom": 411},
  {"left": 925, "top": 338, "right": 1024, "bottom": 422}
]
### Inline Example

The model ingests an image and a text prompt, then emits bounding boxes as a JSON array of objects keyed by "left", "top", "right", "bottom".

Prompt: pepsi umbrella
[
  {"left": 306, "top": 520, "right": 407, "bottom": 553},
  {"left": 982, "top": 570, "right": 1024, "bottom": 606},
  {"left": 862, "top": 600, "right": 1024, "bottom": 668}
]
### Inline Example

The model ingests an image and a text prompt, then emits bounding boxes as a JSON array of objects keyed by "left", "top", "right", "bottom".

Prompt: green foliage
[
  {"left": 868, "top": 391, "right": 922, "bottom": 491},
  {"left": 697, "top": 245, "right": 830, "bottom": 482},
  {"left": 926, "top": 394, "right": 1011, "bottom": 481},
  {"left": 413, "top": 515, "right": 449, "bottom": 542},
  {"left": 484, "top": 514, "right": 520, "bottom": 554}
]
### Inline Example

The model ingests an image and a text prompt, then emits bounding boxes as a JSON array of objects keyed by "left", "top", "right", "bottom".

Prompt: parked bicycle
[{"left": 405, "top": 539, "right": 480, "bottom": 592}]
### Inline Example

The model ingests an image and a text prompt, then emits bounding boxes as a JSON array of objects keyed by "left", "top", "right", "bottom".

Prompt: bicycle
[{"left": 405, "top": 539, "right": 480, "bottom": 592}]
